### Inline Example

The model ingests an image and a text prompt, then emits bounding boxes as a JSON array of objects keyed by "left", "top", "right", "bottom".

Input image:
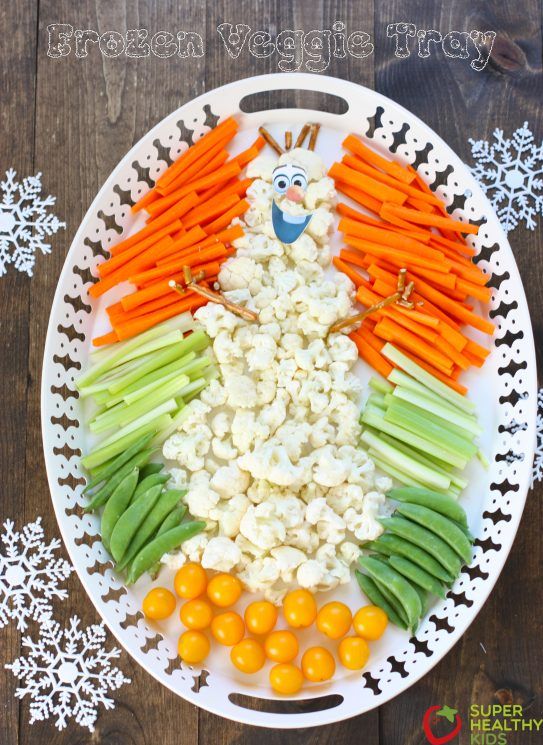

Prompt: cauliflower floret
[
  {"left": 210, "top": 411, "right": 230, "bottom": 439},
  {"left": 238, "top": 442, "right": 302, "bottom": 487},
  {"left": 185, "top": 470, "right": 220, "bottom": 519},
  {"left": 326, "top": 484, "right": 365, "bottom": 515},
  {"left": 210, "top": 463, "right": 250, "bottom": 497},
  {"left": 267, "top": 494, "right": 305, "bottom": 529},
  {"left": 194, "top": 303, "right": 240, "bottom": 337},
  {"left": 201, "top": 537, "right": 242, "bottom": 572},
  {"left": 199, "top": 379, "right": 227, "bottom": 408},
  {"left": 309, "top": 416, "right": 334, "bottom": 448},
  {"left": 312, "top": 445, "right": 351, "bottom": 488},
  {"left": 278, "top": 148, "right": 326, "bottom": 182},
  {"left": 256, "top": 378, "right": 277, "bottom": 406},
  {"left": 163, "top": 425, "right": 212, "bottom": 472},
  {"left": 304, "top": 176, "right": 336, "bottom": 210},
  {"left": 297, "top": 559, "right": 326, "bottom": 589},
  {"left": 305, "top": 497, "right": 346, "bottom": 545},
  {"left": 167, "top": 467, "right": 189, "bottom": 490},
  {"left": 315, "top": 543, "right": 351, "bottom": 587},
  {"left": 343, "top": 490, "right": 385, "bottom": 541},
  {"left": 224, "top": 374, "right": 257, "bottom": 408},
  {"left": 246, "top": 333, "right": 277, "bottom": 372},
  {"left": 213, "top": 330, "right": 243, "bottom": 365},
  {"left": 258, "top": 391, "right": 288, "bottom": 433},
  {"left": 231, "top": 411, "right": 269, "bottom": 454},
  {"left": 274, "top": 421, "right": 311, "bottom": 462},
  {"left": 339, "top": 541, "right": 360, "bottom": 565},
  {"left": 239, "top": 503, "right": 286, "bottom": 550},
  {"left": 306, "top": 205, "right": 334, "bottom": 241},
  {"left": 288, "top": 233, "right": 318, "bottom": 264},
  {"left": 270, "top": 546, "right": 306, "bottom": 583},
  {"left": 219, "top": 256, "right": 262, "bottom": 291},
  {"left": 211, "top": 436, "right": 238, "bottom": 461},
  {"left": 328, "top": 332, "right": 359, "bottom": 363},
  {"left": 246, "top": 156, "right": 277, "bottom": 182},
  {"left": 209, "top": 494, "right": 250, "bottom": 538},
  {"left": 238, "top": 556, "right": 280, "bottom": 593},
  {"left": 235, "top": 533, "right": 267, "bottom": 558},
  {"left": 285, "top": 523, "right": 319, "bottom": 553},
  {"left": 179, "top": 533, "right": 209, "bottom": 564},
  {"left": 178, "top": 400, "right": 212, "bottom": 433}
]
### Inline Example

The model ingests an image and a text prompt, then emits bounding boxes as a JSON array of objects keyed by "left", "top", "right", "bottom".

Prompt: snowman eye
[
  {"left": 273, "top": 173, "right": 289, "bottom": 194},
  {"left": 291, "top": 174, "right": 308, "bottom": 190}
]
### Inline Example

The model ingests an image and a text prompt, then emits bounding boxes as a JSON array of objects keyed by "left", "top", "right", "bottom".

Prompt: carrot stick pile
[
  {"left": 329, "top": 133, "right": 494, "bottom": 394},
  {"left": 89, "top": 118, "right": 264, "bottom": 345}
]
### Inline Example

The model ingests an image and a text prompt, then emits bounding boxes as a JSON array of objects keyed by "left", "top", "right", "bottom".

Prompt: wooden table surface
[{"left": 1, "top": 1, "right": 542, "bottom": 743}]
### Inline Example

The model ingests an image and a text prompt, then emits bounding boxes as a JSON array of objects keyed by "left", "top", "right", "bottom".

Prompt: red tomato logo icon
[{"left": 423, "top": 705, "right": 463, "bottom": 744}]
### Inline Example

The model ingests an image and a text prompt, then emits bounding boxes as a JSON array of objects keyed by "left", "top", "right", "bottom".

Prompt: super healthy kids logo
[
  {"left": 422, "top": 704, "right": 543, "bottom": 744},
  {"left": 46, "top": 21, "right": 496, "bottom": 72}
]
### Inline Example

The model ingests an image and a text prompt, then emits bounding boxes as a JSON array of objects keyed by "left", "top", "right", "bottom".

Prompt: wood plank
[{"left": 0, "top": 1, "right": 39, "bottom": 743}]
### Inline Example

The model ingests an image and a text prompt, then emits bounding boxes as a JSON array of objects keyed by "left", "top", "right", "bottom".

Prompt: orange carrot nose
[{"left": 285, "top": 185, "right": 305, "bottom": 203}]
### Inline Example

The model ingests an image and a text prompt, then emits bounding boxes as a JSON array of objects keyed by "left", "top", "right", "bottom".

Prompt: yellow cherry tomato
[
  {"left": 211, "top": 611, "right": 245, "bottom": 646},
  {"left": 207, "top": 573, "right": 242, "bottom": 608},
  {"left": 180, "top": 598, "right": 214, "bottom": 630},
  {"left": 177, "top": 630, "right": 210, "bottom": 664},
  {"left": 316, "top": 601, "right": 353, "bottom": 640},
  {"left": 283, "top": 589, "right": 317, "bottom": 628},
  {"left": 142, "top": 587, "right": 176, "bottom": 620},
  {"left": 174, "top": 563, "right": 207, "bottom": 599},
  {"left": 338, "top": 636, "right": 370, "bottom": 670},
  {"left": 230, "top": 638, "right": 266, "bottom": 674},
  {"left": 353, "top": 605, "right": 388, "bottom": 641},
  {"left": 244, "top": 601, "right": 278, "bottom": 635},
  {"left": 269, "top": 663, "right": 304, "bottom": 695},
  {"left": 301, "top": 646, "right": 336, "bottom": 682},
  {"left": 264, "top": 630, "right": 299, "bottom": 663}
]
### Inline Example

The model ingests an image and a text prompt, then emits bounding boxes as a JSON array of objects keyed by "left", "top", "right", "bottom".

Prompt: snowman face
[{"left": 271, "top": 164, "right": 313, "bottom": 244}]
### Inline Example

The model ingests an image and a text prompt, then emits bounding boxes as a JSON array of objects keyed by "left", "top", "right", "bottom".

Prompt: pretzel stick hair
[
  {"left": 258, "top": 126, "right": 284, "bottom": 155},
  {"left": 308, "top": 123, "right": 321, "bottom": 151},
  {"left": 329, "top": 292, "right": 402, "bottom": 333},
  {"left": 294, "top": 124, "right": 310, "bottom": 148},
  {"left": 285, "top": 131, "right": 292, "bottom": 150},
  {"left": 169, "top": 281, "right": 258, "bottom": 322}
]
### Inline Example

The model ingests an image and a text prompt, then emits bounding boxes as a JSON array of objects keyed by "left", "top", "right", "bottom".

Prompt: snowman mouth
[{"left": 272, "top": 201, "right": 313, "bottom": 244}]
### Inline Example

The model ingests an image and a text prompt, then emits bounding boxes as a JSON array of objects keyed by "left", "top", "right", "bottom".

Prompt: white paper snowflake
[
  {"left": 0, "top": 517, "right": 72, "bottom": 631},
  {"left": 532, "top": 388, "right": 543, "bottom": 488},
  {"left": 6, "top": 615, "right": 130, "bottom": 732},
  {"left": 0, "top": 168, "right": 65, "bottom": 276},
  {"left": 469, "top": 122, "right": 543, "bottom": 232}
]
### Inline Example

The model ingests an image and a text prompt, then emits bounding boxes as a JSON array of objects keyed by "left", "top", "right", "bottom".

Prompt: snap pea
[
  {"left": 131, "top": 473, "right": 170, "bottom": 503},
  {"left": 379, "top": 517, "right": 461, "bottom": 577},
  {"left": 127, "top": 521, "right": 205, "bottom": 585},
  {"left": 117, "top": 489, "right": 186, "bottom": 571},
  {"left": 413, "top": 585, "right": 429, "bottom": 623},
  {"left": 109, "top": 484, "right": 163, "bottom": 563},
  {"left": 85, "top": 449, "right": 154, "bottom": 511},
  {"left": 395, "top": 503, "right": 472, "bottom": 563},
  {"left": 388, "top": 555, "right": 446, "bottom": 598},
  {"left": 370, "top": 534, "right": 454, "bottom": 584},
  {"left": 138, "top": 462, "right": 164, "bottom": 480},
  {"left": 359, "top": 556, "right": 422, "bottom": 629},
  {"left": 355, "top": 571, "right": 407, "bottom": 630},
  {"left": 83, "top": 432, "right": 154, "bottom": 492},
  {"left": 147, "top": 505, "right": 188, "bottom": 579},
  {"left": 101, "top": 469, "right": 139, "bottom": 552},
  {"left": 388, "top": 486, "right": 468, "bottom": 528},
  {"left": 369, "top": 567, "right": 411, "bottom": 627}
]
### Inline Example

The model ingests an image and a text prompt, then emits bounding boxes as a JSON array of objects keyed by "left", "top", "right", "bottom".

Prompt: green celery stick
[
  {"left": 361, "top": 409, "right": 467, "bottom": 469},
  {"left": 84, "top": 432, "right": 154, "bottom": 490},
  {"left": 392, "top": 386, "right": 482, "bottom": 435},
  {"left": 97, "top": 401, "right": 177, "bottom": 448},
  {"left": 81, "top": 415, "right": 170, "bottom": 470},
  {"left": 383, "top": 344, "right": 476, "bottom": 414},
  {"left": 369, "top": 375, "right": 394, "bottom": 395},
  {"left": 361, "top": 429, "right": 450, "bottom": 490}
]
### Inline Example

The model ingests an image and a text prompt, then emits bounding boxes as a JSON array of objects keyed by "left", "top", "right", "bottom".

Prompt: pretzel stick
[
  {"left": 285, "top": 131, "right": 292, "bottom": 150},
  {"left": 329, "top": 292, "right": 402, "bottom": 333},
  {"left": 170, "top": 280, "right": 258, "bottom": 322},
  {"left": 294, "top": 124, "right": 310, "bottom": 148},
  {"left": 397, "top": 268, "right": 407, "bottom": 293},
  {"left": 308, "top": 123, "right": 321, "bottom": 151},
  {"left": 183, "top": 265, "right": 193, "bottom": 284},
  {"left": 258, "top": 127, "right": 284, "bottom": 155}
]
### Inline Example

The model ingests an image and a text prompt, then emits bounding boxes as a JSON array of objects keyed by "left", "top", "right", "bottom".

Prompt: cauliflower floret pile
[{"left": 162, "top": 148, "right": 390, "bottom": 603}]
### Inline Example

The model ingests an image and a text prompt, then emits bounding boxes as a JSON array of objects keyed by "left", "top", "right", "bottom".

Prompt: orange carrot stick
[
  {"left": 148, "top": 161, "right": 242, "bottom": 218},
  {"left": 156, "top": 117, "right": 238, "bottom": 189},
  {"left": 393, "top": 305, "right": 440, "bottom": 328},
  {"left": 336, "top": 202, "right": 433, "bottom": 243},
  {"left": 434, "top": 336, "right": 471, "bottom": 370},
  {"left": 374, "top": 318, "right": 453, "bottom": 375},
  {"left": 338, "top": 217, "right": 443, "bottom": 257},
  {"left": 399, "top": 348, "right": 468, "bottom": 395},
  {"left": 356, "top": 286, "right": 439, "bottom": 344},
  {"left": 431, "top": 232, "right": 477, "bottom": 257},
  {"left": 381, "top": 203, "right": 479, "bottom": 235},
  {"left": 135, "top": 243, "right": 227, "bottom": 284},
  {"left": 350, "top": 331, "right": 394, "bottom": 378},
  {"left": 343, "top": 135, "right": 415, "bottom": 184},
  {"left": 342, "top": 155, "right": 441, "bottom": 205},
  {"left": 204, "top": 199, "right": 249, "bottom": 234},
  {"left": 343, "top": 235, "right": 451, "bottom": 272},
  {"left": 113, "top": 295, "right": 208, "bottom": 340},
  {"left": 455, "top": 278, "right": 492, "bottom": 302},
  {"left": 131, "top": 188, "right": 159, "bottom": 215},
  {"left": 144, "top": 225, "right": 208, "bottom": 265},
  {"left": 92, "top": 330, "right": 119, "bottom": 347},
  {"left": 156, "top": 137, "right": 233, "bottom": 197},
  {"left": 183, "top": 194, "right": 240, "bottom": 231},
  {"left": 197, "top": 177, "right": 253, "bottom": 206},
  {"left": 199, "top": 224, "right": 244, "bottom": 248},
  {"left": 356, "top": 323, "right": 386, "bottom": 352},
  {"left": 97, "top": 220, "right": 183, "bottom": 276},
  {"left": 329, "top": 163, "right": 408, "bottom": 205},
  {"left": 335, "top": 182, "right": 383, "bottom": 216}
]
